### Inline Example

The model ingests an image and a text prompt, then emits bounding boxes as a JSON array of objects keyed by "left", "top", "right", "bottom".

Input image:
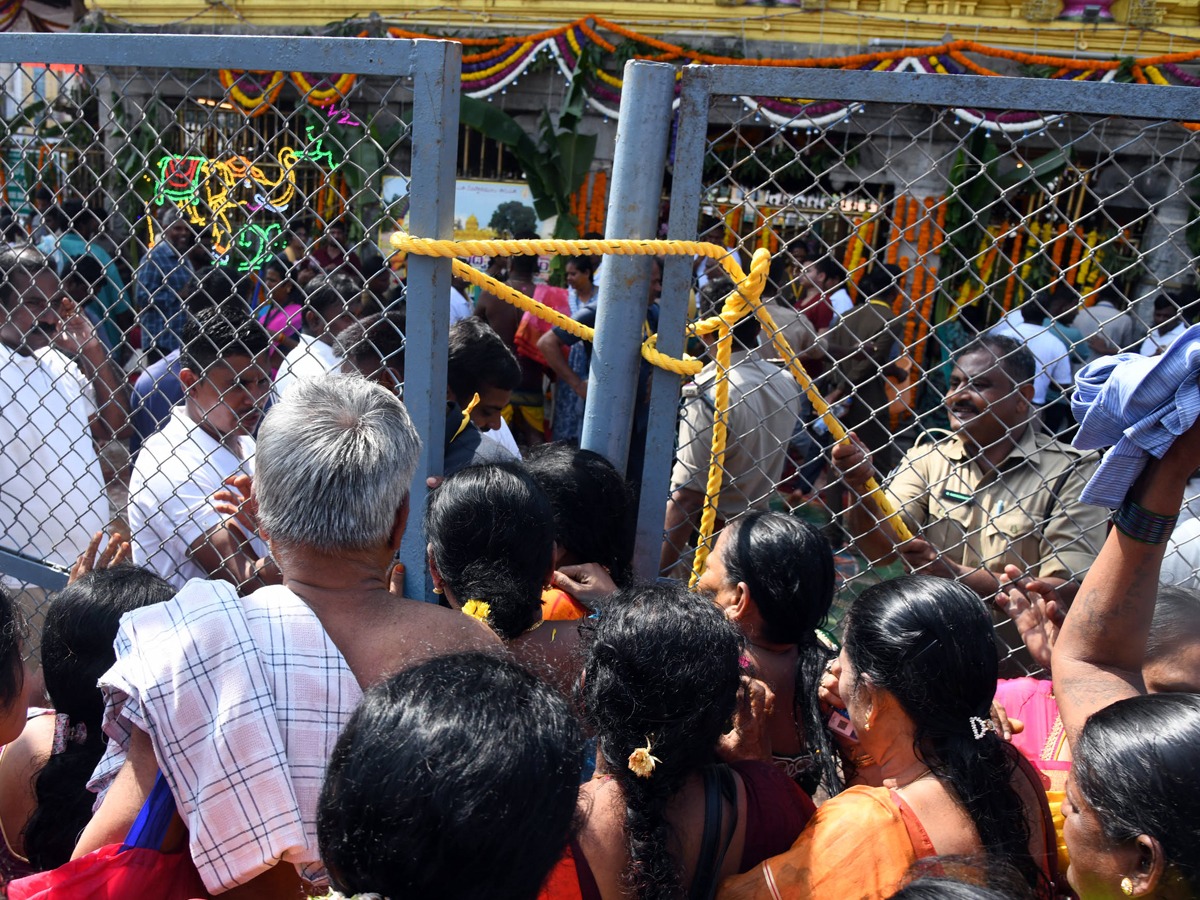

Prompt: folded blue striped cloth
[{"left": 1072, "top": 323, "right": 1200, "bottom": 507}]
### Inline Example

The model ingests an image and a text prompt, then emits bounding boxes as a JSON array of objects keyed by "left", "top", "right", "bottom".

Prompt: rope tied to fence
[{"left": 390, "top": 233, "right": 913, "bottom": 584}]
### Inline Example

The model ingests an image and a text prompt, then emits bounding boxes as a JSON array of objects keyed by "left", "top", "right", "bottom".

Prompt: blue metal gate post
[
  {"left": 400, "top": 39, "right": 463, "bottom": 602},
  {"left": 631, "top": 66, "right": 714, "bottom": 578},
  {"left": 581, "top": 61, "right": 676, "bottom": 474}
]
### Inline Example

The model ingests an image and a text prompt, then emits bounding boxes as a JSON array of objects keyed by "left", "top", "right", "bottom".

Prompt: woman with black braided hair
[
  {"left": 541, "top": 583, "right": 813, "bottom": 900},
  {"left": 695, "top": 511, "right": 839, "bottom": 798}
]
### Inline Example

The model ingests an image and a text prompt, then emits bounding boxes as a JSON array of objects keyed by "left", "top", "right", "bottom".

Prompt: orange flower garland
[
  {"left": 213, "top": 21, "right": 1200, "bottom": 127},
  {"left": 218, "top": 70, "right": 287, "bottom": 118},
  {"left": 291, "top": 71, "right": 358, "bottom": 107}
]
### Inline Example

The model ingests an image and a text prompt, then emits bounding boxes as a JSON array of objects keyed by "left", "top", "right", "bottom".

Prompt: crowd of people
[{"left": 0, "top": 197, "right": 1196, "bottom": 900}]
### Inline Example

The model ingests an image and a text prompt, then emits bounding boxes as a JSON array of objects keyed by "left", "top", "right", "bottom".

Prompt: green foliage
[
  {"left": 459, "top": 45, "right": 599, "bottom": 238},
  {"left": 1018, "top": 63, "right": 1059, "bottom": 79},
  {"left": 702, "top": 132, "right": 860, "bottom": 195},
  {"left": 1113, "top": 58, "right": 1138, "bottom": 83},
  {"left": 111, "top": 96, "right": 172, "bottom": 263},
  {"left": 489, "top": 200, "right": 539, "bottom": 236}
]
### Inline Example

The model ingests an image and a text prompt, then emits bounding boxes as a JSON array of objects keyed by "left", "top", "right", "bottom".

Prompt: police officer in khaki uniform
[{"left": 833, "top": 333, "right": 1107, "bottom": 603}]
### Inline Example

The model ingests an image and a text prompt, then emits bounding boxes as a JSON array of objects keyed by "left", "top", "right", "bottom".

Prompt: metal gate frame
[
  {"left": 619, "top": 61, "right": 1200, "bottom": 576},
  {"left": 0, "top": 33, "right": 462, "bottom": 597}
]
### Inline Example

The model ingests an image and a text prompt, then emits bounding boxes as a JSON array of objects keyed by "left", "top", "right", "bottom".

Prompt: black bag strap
[
  {"left": 1041, "top": 465, "right": 1075, "bottom": 533},
  {"left": 690, "top": 764, "right": 740, "bottom": 900}
]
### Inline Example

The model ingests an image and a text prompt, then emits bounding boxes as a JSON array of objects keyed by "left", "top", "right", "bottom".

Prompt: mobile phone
[{"left": 828, "top": 708, "right": 858, "bottom": 742}]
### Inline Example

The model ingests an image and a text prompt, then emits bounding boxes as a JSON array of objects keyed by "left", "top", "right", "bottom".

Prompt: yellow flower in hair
[
  {"left": 462, "top": 599, "right": 491, "bottom": 623},
  {"left": 627, "top": 738, "right": 661, "bottom": 778}
]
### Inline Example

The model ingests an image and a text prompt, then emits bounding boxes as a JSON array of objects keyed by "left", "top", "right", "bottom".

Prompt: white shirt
[
  {"left": 130, "top": 406, "right": 267, "bottom": 588},
  {"left": 829, "top": 287, "right": 854, "bottom": 322},
  {"left": 991, "top": 313, "right": 1072, "bottom": 405},
  {"left": 1073, "top": 301, "right": 1135, "bottom": 353},
  {"left": 0, "top": 345, "right": 106, "bottom": 570},
  {"left": 480, "top": 417, "right": 520, "bottom": 457},
  {"left": 450, "top": 287, "right": 472, "bottom": 325},
  {"left": 274, "top": 333, "right": 340, "bottom": 398},
  {"left": 1140, "top": 321, "right": 1188, "bottom": 357},
  {"left": 697, "top": 246, "right": 745, "bottom": 290}
]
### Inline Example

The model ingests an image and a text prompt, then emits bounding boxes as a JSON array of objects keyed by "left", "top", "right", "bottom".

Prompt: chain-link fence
[
  {"left": 0, "top": 33, "right": 462, "bottom": 649},
  {"left": 5, "top": 34, "right": 1200, "bottom": 677},
  {"left": 631, "top": 63, "right": 1200, "bottom": 674}
]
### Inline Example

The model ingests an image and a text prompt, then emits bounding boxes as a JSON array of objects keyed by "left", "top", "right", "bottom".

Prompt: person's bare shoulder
[
  {"left": 0, "top": 712, "right": 54, "bottom": 851},
  {"left": 3, "top": 712, "right": 53, "bottom": 778},
  {"left": 393, "top": 597, "right": 504, "bottom": 656},
  {"left": 507, "top": 621, "right": 584, "bottom": 696}
]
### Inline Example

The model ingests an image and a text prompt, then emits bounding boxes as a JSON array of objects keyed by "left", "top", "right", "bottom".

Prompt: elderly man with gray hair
[{"left": 76, "top": 374, "right": 501, "bottom": 894}]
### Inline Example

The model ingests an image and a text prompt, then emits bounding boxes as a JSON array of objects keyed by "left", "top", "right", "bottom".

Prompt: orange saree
[{"left": 718, "top": 785, "right": 929, "bottom": 900}]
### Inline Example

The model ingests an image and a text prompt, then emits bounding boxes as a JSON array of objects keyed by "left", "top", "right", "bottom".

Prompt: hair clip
[
  {"left": 969, "top": 716, "right": 998, "bottom": 741},
  {"left": 51, "top": 713, "right": 87, "bottom": 755}
]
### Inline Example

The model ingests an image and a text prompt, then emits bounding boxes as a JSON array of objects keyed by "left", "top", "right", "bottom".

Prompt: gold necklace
[{"left": 889, "top": 767, "right": 934, "bottom": 791}]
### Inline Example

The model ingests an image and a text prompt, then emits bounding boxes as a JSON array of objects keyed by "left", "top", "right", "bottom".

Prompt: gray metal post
[
  {"left": 399, "top": 39, "right": 463, "bottom": 602},
  {"left": 581, "top": 60, "right": 676, "bottom": 473},
  {"left": 631, "top": 67, "right": 714, "bottom": 578}
]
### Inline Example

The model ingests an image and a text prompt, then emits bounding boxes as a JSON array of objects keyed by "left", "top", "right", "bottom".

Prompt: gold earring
[
  {"left": 1121, "top": 877, "right": 1134, "bottom": 896},
  {"left": 432, "top": 586, "right": 443, "bottom": 595}
]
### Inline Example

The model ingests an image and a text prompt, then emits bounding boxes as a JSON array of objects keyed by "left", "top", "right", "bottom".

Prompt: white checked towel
[{"left": 91, "top": 579, "right": 363, "bottom": 892}]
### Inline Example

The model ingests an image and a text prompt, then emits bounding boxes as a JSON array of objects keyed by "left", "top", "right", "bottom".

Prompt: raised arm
[
  {"left": 1053, "top": 416, "right": 1200, "bottom": 746},
  {"left": 56, "top": 300, "right": 132, "bottom": 441}
]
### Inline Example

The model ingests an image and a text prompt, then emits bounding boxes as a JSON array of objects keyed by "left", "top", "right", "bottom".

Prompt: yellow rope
[{"left": 391, "top": 233, "right": 913, "bottom": 582}]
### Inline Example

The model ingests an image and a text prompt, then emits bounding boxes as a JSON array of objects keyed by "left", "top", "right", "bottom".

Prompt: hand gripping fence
[{"left": 392, "top": 233, "right": 915, "bottom": 584}]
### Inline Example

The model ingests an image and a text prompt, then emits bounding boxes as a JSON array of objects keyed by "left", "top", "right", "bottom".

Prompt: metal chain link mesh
[
  {"left": 0, "top": 53, "right": 416, "bottom": 657},
  {"left": 4, "top": 43, "right": 1200, "bottom": 679},
  {"left": 660, "top": 84, "right": 1200, "bottom": 675}
]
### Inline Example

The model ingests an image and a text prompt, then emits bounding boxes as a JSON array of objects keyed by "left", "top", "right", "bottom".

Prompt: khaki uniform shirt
[
  {"left": 823, "top": 298, "right": 903, "bottom": 389},
  {"left": 671, "top": 349, "right": 803, "bottom": 521},
  {"left": 759, "top": 300, "right": 817, "bottom": 363},
  {"left": 884, "top": 425, "right": 1107, "bottom": 581}
]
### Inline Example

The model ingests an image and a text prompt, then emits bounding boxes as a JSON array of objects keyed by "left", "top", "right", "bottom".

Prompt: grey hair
[{"left": 255, "top": 373, "right": 423, "bottom": 552}]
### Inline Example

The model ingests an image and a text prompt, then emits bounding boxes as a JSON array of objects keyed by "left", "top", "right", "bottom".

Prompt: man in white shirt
[
  {"left": 447, "top": 318, "right": 522, "bottom": 441},
  {"left": 1140, "top": 292, "right": 1189, "bottom": 356},
  {"left": 130, "top": 307, "right": 276, "bottom": 589},
  {"left": 0, "top": 246, "right": 115, "bottom": 571},
  {"left": 449, "top": 284, "right": 472, "bottom": 325},
  {"left": 274, "top": 273, "right": 362, "bottom": 397},
  {"left": 990, "top": 304, "right": 1071, "bottom": 405}
]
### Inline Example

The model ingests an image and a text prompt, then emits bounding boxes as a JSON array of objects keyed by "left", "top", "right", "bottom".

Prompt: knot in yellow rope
[{"left": 391, "top": 232, "right": 912, "bottom": 586}]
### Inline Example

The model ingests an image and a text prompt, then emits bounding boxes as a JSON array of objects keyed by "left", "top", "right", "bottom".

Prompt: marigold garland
[
  {"left": 218, "top": 69, "right": 286, "bottom": 118},
  {"left": 210, "top": 19, "right": 1200, "bottom": 132},
  {"left": 291, "top": 71, "right": 358, "bottom": 107}
]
